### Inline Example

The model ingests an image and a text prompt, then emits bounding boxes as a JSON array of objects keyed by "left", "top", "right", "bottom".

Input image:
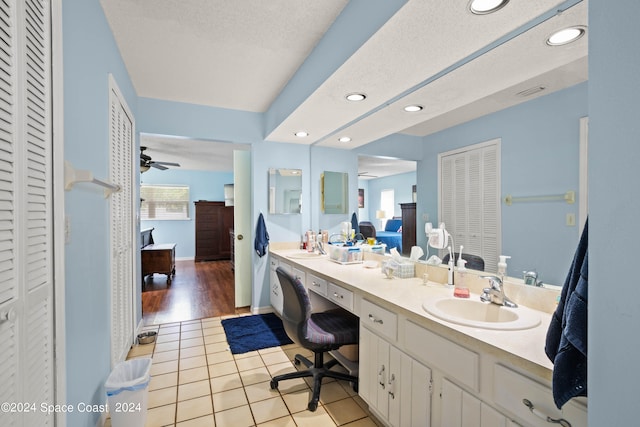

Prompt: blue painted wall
[
  {"left": 414, "top": 82, "right": 587, "bottom": 285},
  {"left": 62, "top": 1, "right": 138, "bottom": 426},
  {"left": 140, "top": 168, "right": 234, "bottom": 259},
  {"left": 588, "top": 0, "right": 640, "bottom": 424},
  {"left": 364, "top": 172, "right": 416, "bottom": 226}
]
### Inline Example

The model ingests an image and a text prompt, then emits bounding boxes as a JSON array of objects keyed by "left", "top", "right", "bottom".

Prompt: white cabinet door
[
  {"left": 358, "top": 326, "right": 375, "bottom": 405},
  {"left": 269, "top": 258, "right": 283, "bottom": 315},
  {"left": 442, "top": 378, "right": 512, "bottom": 427},
  {"left": 375, "top": 334, "right": 390, "bottom": 419},
  {"left": 360, "top": 326, "right": 432, "bottom": 427},
  {"left": 407, "top": 358, "right": 432, "bottom": 427}
]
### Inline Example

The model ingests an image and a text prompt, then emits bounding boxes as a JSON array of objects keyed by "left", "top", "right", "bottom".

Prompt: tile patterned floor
[{"left": 106, "top": 315, "right": 383, "bottom": 427}]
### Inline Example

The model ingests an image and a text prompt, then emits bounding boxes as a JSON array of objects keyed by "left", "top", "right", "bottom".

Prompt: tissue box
[
  {"left": 328, "top": 245, "right": 363, "bottom": 264},
  {"left": 360, "top": 244, "right": 386, "bottom": 254},
  {"left": 394, "top": 262, "right": 415, "bottom": 278}
]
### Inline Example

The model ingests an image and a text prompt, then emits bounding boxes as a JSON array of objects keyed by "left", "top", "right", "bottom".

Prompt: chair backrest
[
  {"left": 442, "top": 252, "right": 485, "bottom": 271},
  {"left": 275, "top": 266, "right": 311, "bottom": 342},
  {"left": 359, "top": 221, "right": 376, "bottom": 239}
]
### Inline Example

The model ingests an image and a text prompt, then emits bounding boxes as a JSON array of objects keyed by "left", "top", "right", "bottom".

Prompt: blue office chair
[{"left": 270, "top": 267, "right": 359, "bottom": 411}]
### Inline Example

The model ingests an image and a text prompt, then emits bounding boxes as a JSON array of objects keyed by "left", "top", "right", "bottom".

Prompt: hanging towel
[
  {"left": 254, "top": 212, "right": 270, "bottom": 257},
  {"left": 545, "top": 218, "right": 588, "bottom": 408},
  {"left": 351, "top": 212, "right": 359, "bottom": 235}
]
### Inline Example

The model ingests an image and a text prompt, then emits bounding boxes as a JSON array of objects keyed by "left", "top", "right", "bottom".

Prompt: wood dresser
[{"left": 400, "top": 202, "right": 416, "bottom": 254}]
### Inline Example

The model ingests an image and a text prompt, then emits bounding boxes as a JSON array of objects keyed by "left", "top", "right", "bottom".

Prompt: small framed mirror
[
  {"left": 268, "top": 168, "right": 302, "bottom": 214},
  {"left": 321, "top": 171, "right": 348, "bottom": 214}
]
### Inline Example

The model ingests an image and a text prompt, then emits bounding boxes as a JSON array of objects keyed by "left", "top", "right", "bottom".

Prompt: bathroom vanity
[{"left": 269, "top": 248, "right": 587, "bottom": 427}]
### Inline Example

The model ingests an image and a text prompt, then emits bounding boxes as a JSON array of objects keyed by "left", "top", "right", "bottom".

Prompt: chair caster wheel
[
  {"left": 294, "top": 358, "right": 301, "bottom": 366},
  {"left": 307, "top": 400, "right": 318, "bottom": 411},
  {"left": 351, "top": 381, "right": 358, "bottom": 393},
  {"left": 270, "top": 380, "right": 278, "bottom": 390}
]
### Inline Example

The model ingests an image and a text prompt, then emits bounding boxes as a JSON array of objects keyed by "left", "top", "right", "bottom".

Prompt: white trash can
[{"left": 105, "top": 358, "right": 152, "bottom": 427}]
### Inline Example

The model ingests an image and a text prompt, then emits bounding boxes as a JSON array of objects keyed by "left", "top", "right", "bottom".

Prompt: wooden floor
[{"left": 142, "top": 259, "right": 249, "bottom": 325}]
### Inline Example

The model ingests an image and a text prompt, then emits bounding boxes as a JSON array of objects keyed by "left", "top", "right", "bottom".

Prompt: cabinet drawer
[
  {"left": 493, "top": 364, "right": 584, "bottom": 427},
  {"left": 405, "top": 320, "right": 479, "bottom": 392},
  {"left": 291, "top": 267, "right": 306, "bottom": 285},
  {"left": 307, "top": 273, "right": 327, "bottom": 297},
  {"left": 360, "top": 299, "right": 397, "bottom": 342},
  {"left": 327, "top": 282, "right": 353, "bottom": 311}
]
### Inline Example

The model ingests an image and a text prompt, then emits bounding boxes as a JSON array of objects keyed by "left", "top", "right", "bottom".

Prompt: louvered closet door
[
  {"left": 0, "top": 0, "right": 54, "bottom": 426},
  {"left": 109, "top": 76, "right": 135, "bottom": 367},
  {"left": 439, "top": 141, "right": 501, "bottom": 273}
]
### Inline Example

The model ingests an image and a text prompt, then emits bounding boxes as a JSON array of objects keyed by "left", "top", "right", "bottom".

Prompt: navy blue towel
[
  {"left": 545, "top": 218, "right": 588, "bottom": 408},
  {"left": 351, "top": 212, "right": 359, "bottom": 235},
  {"left": 254, "top": 212, "right": 269, "bottom": 257}
]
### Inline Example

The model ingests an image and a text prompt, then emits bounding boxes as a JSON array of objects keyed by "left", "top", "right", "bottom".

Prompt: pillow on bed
[{"left": 384, "top": 219, "right": 403, "bottom": 232}]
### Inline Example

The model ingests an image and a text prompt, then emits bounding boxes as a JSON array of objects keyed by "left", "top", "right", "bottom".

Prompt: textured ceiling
[
  {"left": 101, "top": 0, "right": 349, "bottom": 112},
  {"left": 101, "top": 0, "right": 588, "bottom": 176}
]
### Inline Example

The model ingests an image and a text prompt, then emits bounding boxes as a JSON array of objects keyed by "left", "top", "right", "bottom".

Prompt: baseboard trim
[{"left": 251, "top": 305, "right": 275, "bottom": 315}]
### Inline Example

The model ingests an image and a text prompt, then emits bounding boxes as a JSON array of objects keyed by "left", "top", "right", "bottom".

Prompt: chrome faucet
[
  {"left": 480, "top": 276, "right": 518, "bottom": 308},
  {"left": 523, "top": 270, "right": 543, "bottom": 287}
]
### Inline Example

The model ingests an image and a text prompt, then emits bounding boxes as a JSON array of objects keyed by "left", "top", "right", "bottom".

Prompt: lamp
[{"left": 376, "top": 210, "right": 386, "bottom": 229}]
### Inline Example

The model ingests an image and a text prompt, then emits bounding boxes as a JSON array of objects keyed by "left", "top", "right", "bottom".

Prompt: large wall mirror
[
  {"left": 269, "top": 168, "right": 302, "bottom": 214},
  {"left": 321, "top": 171, "right": 348, "bottom": 214}
]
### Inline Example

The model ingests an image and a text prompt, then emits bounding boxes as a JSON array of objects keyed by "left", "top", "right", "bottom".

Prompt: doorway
[{"left": 138, "top": 134, "right": 251, "bottom": 324}]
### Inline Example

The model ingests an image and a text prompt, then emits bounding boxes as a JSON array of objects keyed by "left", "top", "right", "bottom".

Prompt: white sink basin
[
  {"left": 422, "top": 296, "right": 541, "bottom": 331},
  {"left": 287, "top": 252, "right": 326, "bottom": 259}
]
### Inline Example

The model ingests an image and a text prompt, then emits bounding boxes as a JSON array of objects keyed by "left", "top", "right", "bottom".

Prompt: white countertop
[{"left": 270, "top": 248, "right": 554, "bottom": 381}]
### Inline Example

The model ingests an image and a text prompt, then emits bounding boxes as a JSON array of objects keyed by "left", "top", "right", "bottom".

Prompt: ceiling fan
[
  {"left": 358, "top": 171, "right": 378, "bottom": 178},
  {"left": 140, "top": 146, "right": 181, "bottom": 173}
]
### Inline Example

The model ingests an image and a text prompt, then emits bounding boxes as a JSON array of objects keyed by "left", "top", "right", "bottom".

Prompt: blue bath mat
[{"left": 221, "top": 313, "right": 293, "bottom": 354}]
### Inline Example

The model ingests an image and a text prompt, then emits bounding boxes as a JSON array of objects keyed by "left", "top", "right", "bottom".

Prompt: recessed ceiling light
[
  {"left": 546, "top": 26, "right": 586, "bottom": 46},
  {"left": 294, "top": 131, "right": 309, "bottom": 138},
  {"left": 345, "top": 93, "right": 366, "bottom": 102},
  {"left": 404, "top": 105, "right": 423, "bottom": 112},
  {"left": 469, "top": 0, "right": 509, "bottom": 15},
  {"left": 339, "top": 136, "right": 352, "bottom": 143}
]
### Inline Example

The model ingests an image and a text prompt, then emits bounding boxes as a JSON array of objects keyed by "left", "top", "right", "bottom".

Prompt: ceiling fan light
[
  {"left": 546, "top": 26, "right": 586, "bottom": 46},
  {"left": 140, "top": 164, "right": 150, "bottom": 173},
  {"left": 469, "top": 0, "right": 509, "bottom": 15}
]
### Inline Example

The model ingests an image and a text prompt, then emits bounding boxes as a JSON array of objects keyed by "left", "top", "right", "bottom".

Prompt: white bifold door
[{"left": 0, "top": 0, "right": 55, "bottom": 426}]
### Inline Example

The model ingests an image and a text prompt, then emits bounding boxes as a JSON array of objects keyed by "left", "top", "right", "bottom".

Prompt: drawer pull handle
[
  {"left": 333, "top": 292, "right": 343, "bottom": 299},
  {"left": 368, "top": 314, "right": 384, "bottom": 324},
  {"left": 388, "top": 373, "right": 396, "bottom": 399},
  {"left": 522, "top": 399, "right": 571, "bottom": 427},
  {"left": 313, "top": 281, "right": 321, "bottom": 287}
]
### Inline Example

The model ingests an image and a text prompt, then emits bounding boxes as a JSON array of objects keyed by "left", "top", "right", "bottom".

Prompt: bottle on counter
[{"left": 453, "top": 257, "right": 470, "bottom": 298}]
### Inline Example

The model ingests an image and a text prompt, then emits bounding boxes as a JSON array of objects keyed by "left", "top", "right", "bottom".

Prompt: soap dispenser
[
  {"left": 453, "top": 257, "right": 469, "bottom": 298},
  {"left": 498, "top": 255, "right": 511, "bottom": 281}
]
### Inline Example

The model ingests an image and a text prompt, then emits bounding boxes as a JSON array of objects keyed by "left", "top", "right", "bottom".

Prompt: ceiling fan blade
[
  {"left": 150, "top": 163, "right": 168, "bottom": 170},
  {"left": 151, "top": 161, "right": 181, "bottom": 167}
]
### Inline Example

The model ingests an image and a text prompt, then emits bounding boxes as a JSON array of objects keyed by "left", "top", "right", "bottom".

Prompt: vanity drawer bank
[{"left": 269, "top": 248, "right": 587, "bottom": 427}]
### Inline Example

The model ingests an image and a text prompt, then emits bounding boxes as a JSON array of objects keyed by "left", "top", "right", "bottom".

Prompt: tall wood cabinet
[
  {"left": 195, "top": 201, "right": 234, "bottom": 261},
  {"left": 400, "top": 202, "right": 416, "bottom": 254}
]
